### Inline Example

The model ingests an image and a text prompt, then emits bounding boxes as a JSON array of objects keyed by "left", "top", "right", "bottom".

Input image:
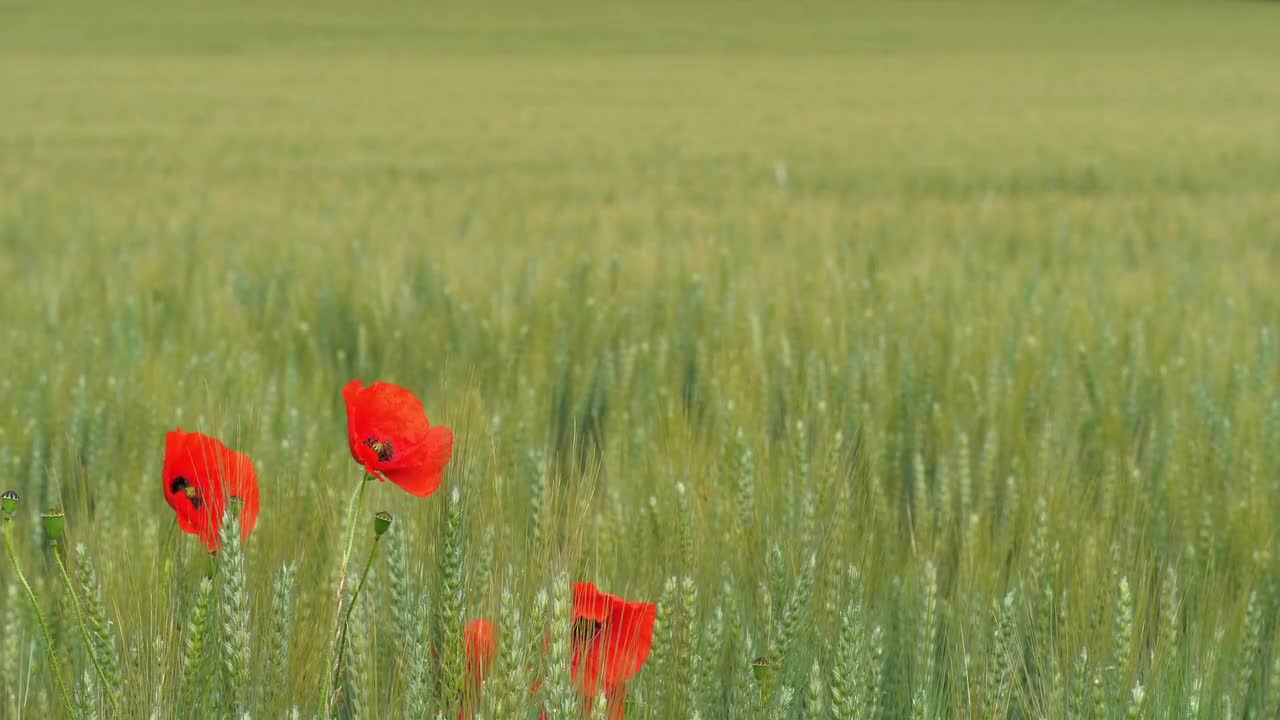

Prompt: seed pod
[
  {"left": 374, "top": 511, "right": 393, "bottom": 537},
  {"left": 752, "top": 656, "right": 771, "bottom": 684},
  {"left": 0, "top": 490, "right": 18, "bottom": 517},
  {"left": 41, "top": 508, "right": 65, "bottom": 541}
]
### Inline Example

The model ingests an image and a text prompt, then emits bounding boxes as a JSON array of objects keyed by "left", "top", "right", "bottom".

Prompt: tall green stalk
[
  {"left": 52, "top": 541, "right": 118, "bottom": 713},
  {"left": 332, "top": 517, "right": 388, "bottom": 699},
  {"left": 320, "top": 475, "right": 372, "bottom": 717},
  {"left": 2, "top": 519, "right": 78, "bottom": 718}
]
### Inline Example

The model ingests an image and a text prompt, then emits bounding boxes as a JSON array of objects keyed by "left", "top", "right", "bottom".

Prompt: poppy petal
[
  {"left": 572, "top": 582, "right": 612, "bottom": 623},
  {"left": 226, "top": 447, "right": 260, "bottom": 542},
  {"left": 164, "top": 429, "right": 224, "bottom": 549},
  {"left": 464, "top": 618, "right": 498, "bottom": 682},
  {"left": 382, "top": 465, "right": 444, "bottom": 497},
  {"left": 343, "top": 380, "right": 367, "bottom": 465},
  {"left": 359, "top": 381, "right": 432, "bottom": 432},
  {"left": 602, "top": 685, "right": 628, "bottom": 720},
  {"left": 176, "top": 511, "right": 199, "bottom": 536},
  {"left": 162, "top": 429, "right": 259, "bottom": 552},
  {"left": 603, "top": 598, "right": 657, "bottom": 685},
  {"left": 570, "top": 583, "right": 656, "bottom": 697},
  {"left": 381, "top": 425, "right": 453, "bottom": 496}
]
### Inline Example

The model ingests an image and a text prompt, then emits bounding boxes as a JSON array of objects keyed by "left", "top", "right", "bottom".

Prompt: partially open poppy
[
  {"left": 162, "top": 429, "right": 259, "bottom": 551},
  {"left": 343, "top": 380, "right": 454, "bottom": 497},
  {"left": 570, "top": 582, "right": 657, "bottom": 719}
]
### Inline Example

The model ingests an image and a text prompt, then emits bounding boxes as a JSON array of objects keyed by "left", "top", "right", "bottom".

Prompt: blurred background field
[{"left": 1, "top": 1, "right": 1279, "bottom": 718}]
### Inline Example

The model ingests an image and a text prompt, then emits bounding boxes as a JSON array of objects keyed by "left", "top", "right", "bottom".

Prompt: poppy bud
[
  {"left": 0, "top": 490, "right": 18, "bottom": 518},
  {"left": 374, "top": 511, "right": 393, "bottom": 537},
  {"left": 41, "top": 508, "right": 65, "bottom": 541},
  {"left": 751, "top": 656, "right": 771, "bottom": 684}
]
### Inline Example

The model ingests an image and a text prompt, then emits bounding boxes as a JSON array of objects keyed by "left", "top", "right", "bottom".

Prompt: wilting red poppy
[
  {"left": 570, "top": 582, "right": 657, "bottom": 719},
  {"left": 461, "top": 618, "right": 498, "bottom": 720},
  {"left": 162, "top": 429, "right": 259, "bottom": 551},
  {"left": 343, "top": 380, "right": 454, "bottom": 497}
]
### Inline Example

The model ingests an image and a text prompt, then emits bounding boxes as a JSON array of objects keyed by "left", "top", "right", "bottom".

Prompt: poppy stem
[
  {"left": 159, "top": 516, "right": 178, "bottom": 571},
  {"left": 2, "top": 520, "right": 79, "bottom": 719},
  {"left": 52, "top": 539, "right": 119, "bottom": 713},
  {"left": 159, "top": 516, "right": 178, "bottom": 595},
  {"left": 320, "top": 475, "right": 372, "bottom": 717},
  {"left": 331, "top": 529, "right": 385, "bottom": 702},
  {"left": 335, "top": 476, "right": 371, "bottom": 600},
  {"left": 160, "top": 515, "right": 179, "bottom": 556}
]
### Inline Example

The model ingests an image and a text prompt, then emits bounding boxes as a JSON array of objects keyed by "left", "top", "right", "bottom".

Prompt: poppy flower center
[
  {"left": 573, "top": 617, "right": 603, "bottom": 647},
  {"left": 170, "top": 476, "right": 203, "bottom": 509},
  {"left": 362, "top": 437, "right": 394, "bottom": 462}
]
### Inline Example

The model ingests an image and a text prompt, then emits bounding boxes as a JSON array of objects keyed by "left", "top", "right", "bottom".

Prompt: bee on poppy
[
  {"left": 343, "top": 380, "right": 454, "bottom": 497},
  {"left": 362, "top": 438, "right": 394, "bottom": 463},
  {"left": 162, "top": 429, "right": 259, "bottom": 551}
]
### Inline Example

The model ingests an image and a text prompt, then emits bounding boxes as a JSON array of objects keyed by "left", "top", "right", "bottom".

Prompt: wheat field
[{"left": 1, "top": 1, "right": 1279, "bottom": 718}]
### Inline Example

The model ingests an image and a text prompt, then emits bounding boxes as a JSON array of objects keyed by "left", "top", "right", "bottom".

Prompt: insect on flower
[
  {"left": 343, "top": 379, "right": 454, "bottom": 497},
  {"left": 162, "top": 429, "right": 259, "bottom": 551}
]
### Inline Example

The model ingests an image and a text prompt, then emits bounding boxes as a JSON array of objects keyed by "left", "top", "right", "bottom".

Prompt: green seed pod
[
  {"left": 374, "top": 511, "right": 393, "bottom": 537},
  {"left": 752, "top": 656, "right": 771, "bottom": 684},
  {"left": 1, "top": 490, "right": 18, "bottom": 517},
  {"left": 41, "top": 508, "right": 65, "bottom": 541}
]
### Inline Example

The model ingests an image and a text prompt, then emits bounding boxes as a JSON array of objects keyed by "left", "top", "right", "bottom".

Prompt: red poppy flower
[
  {"left": 465, "top": 618, "right": 498, "bottom": 683},
  {"left": 162, "top": 429, "right": 259, "bottom": 551},
  {"left": 343, "top": 380, "right": 454, "bottom": 497},
  {"left": 570, "top": 582, "right": 657, "bottom": 719},
  {"left": 461, "top": 618, "right": 498, "bottom": 720}
]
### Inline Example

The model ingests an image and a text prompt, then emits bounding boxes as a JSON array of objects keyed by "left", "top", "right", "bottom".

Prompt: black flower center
[
  {"left": 170, "top": 476, "right": 203, "bottom": 510},
  {"left": 573, "top": 617, "right": 603, "bottom": 647},
  {"left": 363, "top": 437, "right": 394, "bottom": 462}
]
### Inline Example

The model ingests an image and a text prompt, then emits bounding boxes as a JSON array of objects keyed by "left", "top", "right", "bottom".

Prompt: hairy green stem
[
  {"left": 332, "top": 531, "right": 385, "bottom": 701},
  {"left": 3, "top": 520, "right": 78, "bottom": 719},
  {"left": 53, "top": 541, "right": 118, "bottom": 713},
  {"left": 320, "top": 475, "right": 371, "bottom": 717}
]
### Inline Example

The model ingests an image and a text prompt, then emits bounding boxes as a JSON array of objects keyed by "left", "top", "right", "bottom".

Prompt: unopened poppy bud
[
  {"left": 751, "top": 656, "right": 771, "bottom": 683},
  {"left": 374, "top": 511, "right": 393, "bottom": 537},
  {"left": 0, "top": 490, "right": 18, "bottom": 517},
  {"left": 41, "top": 508, "right": 65, "bottom": 540}
]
